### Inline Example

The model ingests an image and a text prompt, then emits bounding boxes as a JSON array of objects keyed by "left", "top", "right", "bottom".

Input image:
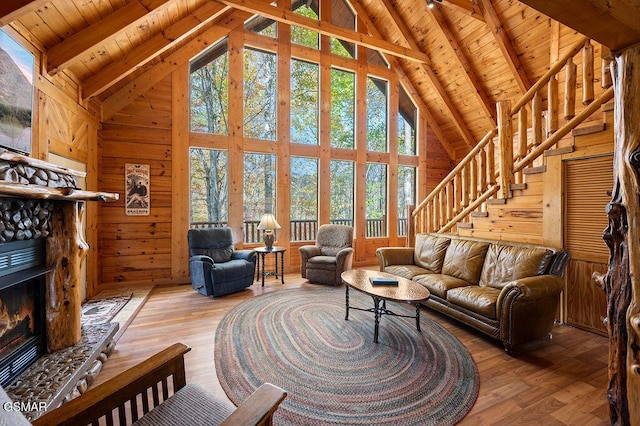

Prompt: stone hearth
[{"left": 4, "top": 323, "right": 118, "bottom": 421}]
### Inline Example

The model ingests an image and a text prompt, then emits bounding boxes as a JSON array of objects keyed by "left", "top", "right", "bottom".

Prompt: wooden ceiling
[{"left": 2, "top": 0, "right": 639, "bottom": 159}]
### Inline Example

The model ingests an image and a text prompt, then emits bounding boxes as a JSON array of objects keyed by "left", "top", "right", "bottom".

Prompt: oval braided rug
[{"left": 215, "top": 287, "right": 479, "bottom": 425}]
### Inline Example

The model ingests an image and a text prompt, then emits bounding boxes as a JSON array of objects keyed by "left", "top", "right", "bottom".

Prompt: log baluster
[
  {"left": 454, "top": 173, "right": 462, "bottom": 215},
  {"left": 461, "top": 163, "right": 469, "bottom": 208},
  {"left": 582, "top": 41, "right": 594, "bottom": 105},
  {"left": 564, "top": 57, "right": 577, "bottom": 120},
  {"left": 497, "top": 100, "right": 513, "bottom": 199},
  {"left": 516, "top": 107, "right": 528, "bottom": 184},
  {"left": 446, "top": 181, "right": 454, "bottom": 223},
  {"left": 547, "top": 75, "right": 558, "bottom": 136},
  {"left": 532, "top": 90, "right": 543, "bottom": 147}
]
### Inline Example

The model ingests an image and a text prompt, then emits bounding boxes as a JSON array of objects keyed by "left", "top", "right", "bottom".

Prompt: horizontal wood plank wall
[{"left": 99, "top": 76, "right": 174, "bottom": 285}]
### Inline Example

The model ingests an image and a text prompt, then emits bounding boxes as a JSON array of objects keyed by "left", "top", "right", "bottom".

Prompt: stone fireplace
[{"left": 0, "top": 149, "right": 119, "bottom": 419}]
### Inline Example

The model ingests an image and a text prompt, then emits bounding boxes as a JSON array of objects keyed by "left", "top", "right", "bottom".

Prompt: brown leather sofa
[{"left": 376, "top": 233, "right": 570, "bottom": 352}]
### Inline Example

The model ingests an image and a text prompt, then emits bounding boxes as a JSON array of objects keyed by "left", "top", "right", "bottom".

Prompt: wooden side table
[{"left": 254, "top": 246, "right": 286, "bottom": 287}]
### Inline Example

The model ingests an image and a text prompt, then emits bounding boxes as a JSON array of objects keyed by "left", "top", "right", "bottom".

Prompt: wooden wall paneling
[
  {"left": 85, "top": 120, "right": 100, "bottom": 298},
  {"left": 171, "top": 64, "right": 189, "bottom": 280},
  {"left": 566, "top": 260, "right": 608, "bottom": 335},
  {"left": 99, "top": 76, "right": 174, "bottom": 285},
  {"left": 543, "top": 155, "right": 563, "bottom": 248}
]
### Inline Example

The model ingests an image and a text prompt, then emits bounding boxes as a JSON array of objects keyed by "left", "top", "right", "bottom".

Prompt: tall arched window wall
[{"left": 188, "top": 2, "right": 421, "bottom": 246}]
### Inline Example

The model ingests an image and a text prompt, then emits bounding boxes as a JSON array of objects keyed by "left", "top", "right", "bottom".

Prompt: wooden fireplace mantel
[{"left": 0, "top": 149, "right": 118, "bottom": 352}]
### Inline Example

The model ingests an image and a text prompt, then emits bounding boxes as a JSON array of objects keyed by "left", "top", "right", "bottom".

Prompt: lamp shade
[{"left": 257, "top": 213, "right": 281, "bottom": 230}]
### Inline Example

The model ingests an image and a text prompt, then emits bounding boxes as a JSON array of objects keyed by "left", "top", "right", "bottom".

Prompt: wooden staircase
[{"left": 412, "top": 37, "right": 615, "bottom": 241}]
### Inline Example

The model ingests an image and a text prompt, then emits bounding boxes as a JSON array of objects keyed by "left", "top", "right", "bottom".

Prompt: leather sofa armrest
[
  {"left": 496, "top": 275, "right": 564, "bottom": 350},
  {"left": 189, "top": 255, "right": 214, "bottom": 264},
  {"left": 497, "top": 275, "right": 564, "bottom": 310},
  {"left": 376, "top": 247, "right": 415, "bottom": 270},
  {"left": 232, "top": 249, "right": 256, "bottom": 263}
]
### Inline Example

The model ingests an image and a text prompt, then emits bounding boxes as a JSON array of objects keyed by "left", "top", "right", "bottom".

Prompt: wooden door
[{"left": 564, "top": 155, "right": 612, "bottom": 335}]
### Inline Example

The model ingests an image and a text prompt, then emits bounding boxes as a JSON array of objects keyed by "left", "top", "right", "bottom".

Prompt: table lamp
[{"left": 257, "top": 213, "right": 281, "bottom": 249}]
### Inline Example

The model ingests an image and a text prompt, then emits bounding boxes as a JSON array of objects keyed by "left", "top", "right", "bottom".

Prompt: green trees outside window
[
  {"left": 398, "top": 84, "right": 417, "bottom": 155},
  {"left": 190, "top": 148, "right": 228, "bottom": 225},
  {"left": 190, "top": 45, "right": 228, "bottom": 135},
  {"left": 290, "top": 157, "right": 319, "bottom": 241},
  {"left": 367, "top": 76, "right": 388, "bottom": 152},
  {"left": 330, "top": 160, "right": 355, "bottom": 226},
  {"left": 244, "top": 48, "right": 277, "bottom": 140},
  {"left": 331, "top": 68, "right": 355, "bottom": 148},
  {"left": 397, "top": 166, "right": 416, "bottom": 236},
  {"left": 291, "top": 59, "right": 319, "bottom": 145},
  {"left": 366, "top": 163, "right": 387, "bottom": 237}
]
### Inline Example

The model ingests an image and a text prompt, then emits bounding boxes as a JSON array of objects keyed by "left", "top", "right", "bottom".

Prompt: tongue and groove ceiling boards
[{"left": 4, "top": 0, "right": 621, "bottom": 160}]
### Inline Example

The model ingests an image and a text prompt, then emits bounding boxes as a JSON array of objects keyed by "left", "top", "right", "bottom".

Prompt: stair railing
[{"left": 413, "top": 36, "right": 614, "bottom": 237}]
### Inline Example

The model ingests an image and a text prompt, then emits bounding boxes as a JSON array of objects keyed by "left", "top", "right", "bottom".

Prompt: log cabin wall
[{"left": 100, "top": 77, "right": 174, "bottom": 285}]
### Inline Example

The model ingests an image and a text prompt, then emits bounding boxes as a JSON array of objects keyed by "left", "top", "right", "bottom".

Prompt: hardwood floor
[{"left": 94, "top": 272, "right": 610, "bottom": 425}]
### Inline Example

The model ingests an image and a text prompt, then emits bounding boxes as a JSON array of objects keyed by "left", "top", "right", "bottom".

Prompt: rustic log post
[
  {"left": 592, "top": 46, "right": 640, "bottom": 426},
  {"left": 497, "top": 100, "right": 513, "bottom": 199},
  {"left": 564, "top": 57, "right": 577, "bottom": 120},
  {"left": 406, "top": 204, "right": 415, "bottom": 247},
  {"left": 582, "top": 41, "right": 594, "bottom": 105},
  {"left": 532, "top": 90, "right": 543, "bottom": 146},
  {"left": 602, "top": 58, "right": 613, "bottom": 89},
  {"left": 516, "top": 107, "right": 528, "bottom": 184},
  {"left": 46, "top": 201, "right": 89, "bottom": 352},
  {"left": 547, "top": 75, "right": 558, "bottom": 136}
]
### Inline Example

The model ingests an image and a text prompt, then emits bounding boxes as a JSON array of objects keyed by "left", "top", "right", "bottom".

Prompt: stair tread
[
  {"left": 456, "top": 222, "right": 473, "bottom": 229},
  {"left": 510, "top": 183, "right": 527, "bottom": 190},
  {"left": 572, "top": 123, "right": 606, "bottom": 136},
  {"left": 545, "top": 146, "right": 575, "bottom": 156},
  {"left": 523, "top": 165, "right": 547, "bottom": 175},
  {"left": 487, "top": 198, "right": 508, "bottom": 205},
  {"left": 470, "top": 211, "right": 489, "bottom": 217}
]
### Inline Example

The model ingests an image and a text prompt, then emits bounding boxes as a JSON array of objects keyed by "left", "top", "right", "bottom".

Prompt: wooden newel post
[
  {"left": 497, "top": 99, "right": 513, "bottom": 199},
  {"left": 407, "top": 204, "right": 415, "bottom": 248},
  {"left": 46, "top": 201, "right": 89, "bottom": 352},
  {"left": 592, "top": 45, "right": 640, "bottom": 426}
]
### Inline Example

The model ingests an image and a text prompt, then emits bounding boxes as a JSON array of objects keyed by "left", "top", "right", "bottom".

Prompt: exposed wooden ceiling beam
[
  {"left": 439, "top": 0, "right": 484, "bottom": 22},
  {"left": 82, "top": 2, "right": 231, "bottom": 99},
  {"left": 368, "top": 0, "right": 476, "bottom": 148},
  {"left": 215, "top": 0, "right": 430, "bottom": 64},
  {"left": 101, "top": 10, "right": 251, "bottom": 120},
  {"left": 518, "top": 0, "right": 640, "bottom": 52},
  {"left": 0, "top": 0, "right": 50, "bottom": 26},
  {"left": 46, "top": 0, "right": 172, "bottom": 75},
  {"left": 477, "top": 0, "right": 531, "bottom": 95},
  {"left": 427, "top": 4, "right": 496, "bottom": 123}
]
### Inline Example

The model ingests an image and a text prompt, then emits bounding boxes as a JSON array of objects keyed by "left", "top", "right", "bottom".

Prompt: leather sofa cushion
[
  {"left": 414, "top": 234, "right": 451, "bottom": 273},
  {"left": 413, "top": 274, "right": 470, "bottom": 298},
  {"left": 441, "top": 239, "right": 489, "bottom": 285},
  {"left": 447, "top": 286, "right": 501, "bottom": 319},
  {"left": 385, "top": 264, "right": 433, "bottom": 280},
  {"left": 480, "top": 244, "right": 554, "bottom": 289}
]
